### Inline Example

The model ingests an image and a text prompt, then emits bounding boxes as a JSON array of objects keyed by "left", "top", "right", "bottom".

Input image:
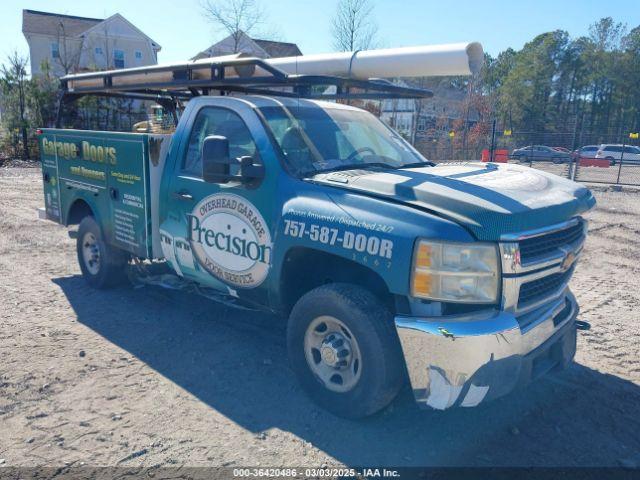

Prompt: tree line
[
  {"left": 484, "top": 17, "right": 640, "bottom": 140},
  {"left": 0, "top": 54, "right": 57, "bottom": 160}
]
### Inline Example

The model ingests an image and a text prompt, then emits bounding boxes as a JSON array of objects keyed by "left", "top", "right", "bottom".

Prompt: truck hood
[{"left": 310, "top": 162, "right": 595, "bottom": 241}]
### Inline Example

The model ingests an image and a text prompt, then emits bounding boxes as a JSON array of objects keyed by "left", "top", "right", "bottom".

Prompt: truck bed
[{"left": 40, "top": 129, "right": 170, "bottom": 259}]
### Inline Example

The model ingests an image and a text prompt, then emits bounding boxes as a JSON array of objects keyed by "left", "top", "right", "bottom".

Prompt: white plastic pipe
[
  {"left": 62, "top": 42, "right": 484, "bottom": 92},
  {"left": 268, "top": 42, "right": 484, "bottom": 78}
]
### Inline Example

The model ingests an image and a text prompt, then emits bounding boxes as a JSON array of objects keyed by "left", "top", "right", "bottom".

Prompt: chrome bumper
[{"left": 394, "top": 290, "right": 578, "bottom": 410}]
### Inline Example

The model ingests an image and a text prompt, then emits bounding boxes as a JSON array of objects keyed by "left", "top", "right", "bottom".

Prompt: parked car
[
  {"left": 595, "top": 144, "right": 640, "bottom": 165},
  {"left": 511, "top": 145, "right": 572, "bottom": 163},
  {"left": 572, "top": 145, "right": 599, "bottom": 160}
]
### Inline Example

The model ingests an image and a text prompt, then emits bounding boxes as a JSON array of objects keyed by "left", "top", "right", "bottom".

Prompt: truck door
[{"left": 161, "top": 100, "right": 277, "bottom": 305}]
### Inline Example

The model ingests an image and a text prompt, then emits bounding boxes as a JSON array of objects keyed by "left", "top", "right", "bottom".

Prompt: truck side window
[
  {"left": 258, "top": 107, "right": 316, "bottom": 174},
  {"left": 182, "top": 107, "right": 258, "bottom": 177}
]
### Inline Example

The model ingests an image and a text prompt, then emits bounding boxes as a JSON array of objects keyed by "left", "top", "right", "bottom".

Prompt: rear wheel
[
  {"left": 77, "top": 216, "right": 128, "bottom": 289},
  {"left": 605, "top": 156, "right": 616, "bottom": 166},
  {"left": 287, "top": 283, "right": 405, "bottom": 418}
]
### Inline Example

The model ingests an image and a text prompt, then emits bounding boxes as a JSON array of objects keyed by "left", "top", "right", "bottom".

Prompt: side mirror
[
  {"left": 202, "top": 135, "right": 232, "bottom": 183},
  {"left": 238, "top": 156, "right": 265, "bottom": 185}
]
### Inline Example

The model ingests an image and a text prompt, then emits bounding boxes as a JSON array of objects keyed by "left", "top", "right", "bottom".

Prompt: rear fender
[{"left": 64, "top": 194, "right": 104, "bottom": 233}]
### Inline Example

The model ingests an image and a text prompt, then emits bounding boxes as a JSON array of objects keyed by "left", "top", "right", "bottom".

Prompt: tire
[
  {"left": 287, "top": 283, "right": 405, "bottom": 419},
  {"left": 605, "top": 156, "right": 615, "bottom": 166},
  {"left": 76, "top": 216, "right": 128, "bottom": 289}
]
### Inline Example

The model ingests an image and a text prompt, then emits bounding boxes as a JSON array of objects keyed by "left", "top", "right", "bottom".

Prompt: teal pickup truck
[{"left": 40, "top": 57, "right": 595, "bottom": 418}]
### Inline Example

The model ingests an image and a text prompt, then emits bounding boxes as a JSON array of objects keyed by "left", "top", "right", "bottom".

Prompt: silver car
[
  {"left": 595, "top": 144, "right": 640, "bottom": 165},
  {"left": 512, "top": 145, "right": 572, "bottom": 163}
]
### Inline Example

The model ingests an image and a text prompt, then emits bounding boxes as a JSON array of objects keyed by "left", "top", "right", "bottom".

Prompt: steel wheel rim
[
  {"left": 82, "top": 232, "right": 101, "bottom": 275},
  {"left": 303, "top": 315, "right": 362, "bottom": 393}
]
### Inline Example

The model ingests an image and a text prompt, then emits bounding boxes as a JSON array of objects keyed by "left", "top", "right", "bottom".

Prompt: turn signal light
[
  {"left": 415, "top": 242, "right": 432, "bottom": 268},
  {"left": 413, "top": 271, "right": 432, "bottom": 296}
]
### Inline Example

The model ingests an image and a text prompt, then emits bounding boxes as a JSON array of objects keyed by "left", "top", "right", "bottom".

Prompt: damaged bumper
[{"left": 394, "top": 290, "right": 578, "bottom": 410}]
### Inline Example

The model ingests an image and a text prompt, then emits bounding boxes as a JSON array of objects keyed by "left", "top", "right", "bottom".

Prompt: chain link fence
[{"left": 411, "top": 125, "right": 640, "bottom": 186}]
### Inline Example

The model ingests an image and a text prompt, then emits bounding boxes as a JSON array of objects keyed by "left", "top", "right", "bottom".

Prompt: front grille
[
  {"left": 519, "top": 221, "right": 584, "bottom": 263},
  {"left": 518, "top": 267, "right": 573, "bottom": 308}
]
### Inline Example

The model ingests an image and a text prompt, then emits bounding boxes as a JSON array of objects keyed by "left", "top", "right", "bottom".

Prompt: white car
[{"left": 595, "top": 144, "right": 640, "bottom": 165}]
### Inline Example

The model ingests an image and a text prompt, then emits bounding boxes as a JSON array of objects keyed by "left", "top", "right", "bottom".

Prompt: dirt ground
[{"left": 0, "top": 166, "right": 639, "bottom": 469}]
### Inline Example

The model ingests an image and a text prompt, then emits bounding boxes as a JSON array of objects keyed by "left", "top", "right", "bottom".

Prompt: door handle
[{"left": 172, "top": 190, "right": 193, "bottom": 201}]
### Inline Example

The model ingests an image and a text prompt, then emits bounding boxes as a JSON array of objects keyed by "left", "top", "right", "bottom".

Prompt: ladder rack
[{"left": 60, "top": 56, "right": 433, "bottom": 101}]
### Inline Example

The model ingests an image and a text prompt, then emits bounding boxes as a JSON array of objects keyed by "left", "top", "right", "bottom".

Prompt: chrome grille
[
  {"left": 517, "top": 267, "right": 574, "bottom": 308},
  {"left": 519, "top": 221, "right": 584, "bottom": 263},
  {"left": 500, "top": 217, "right": 587, "bottom": 315}
]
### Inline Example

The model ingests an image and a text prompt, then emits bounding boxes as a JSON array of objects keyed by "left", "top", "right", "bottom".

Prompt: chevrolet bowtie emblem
[{"left": 561, "top": 251, "right": 576, "bottom": 271}]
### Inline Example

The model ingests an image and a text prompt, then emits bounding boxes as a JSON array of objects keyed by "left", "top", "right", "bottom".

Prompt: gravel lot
[{"left": 1, "top": 166, "right": 639, "bottom": 469}]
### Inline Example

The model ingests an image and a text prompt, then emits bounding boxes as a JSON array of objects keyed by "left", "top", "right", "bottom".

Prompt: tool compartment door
[
  {"left": 104, "top": 132, "right": 152, "bottom": 258},
  {"left": 40, "top": 129, "right": 152, "bottom": 258},
  {"left": 43, "top": 130, "right": 112, "bottom": 236},
  {"left": 39, "top": 131, "right": 62, "bottom": 222}
]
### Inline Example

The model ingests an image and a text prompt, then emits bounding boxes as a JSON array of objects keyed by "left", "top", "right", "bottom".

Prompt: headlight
[{"left": 411, "top": 239, "right": 499, "bottom": 303}]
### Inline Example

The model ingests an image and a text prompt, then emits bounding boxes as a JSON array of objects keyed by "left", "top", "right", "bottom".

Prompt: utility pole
[
  {"left": 489, "top": 119, "right": 497, "bottom": 162},
  {"left": 616, "top": 140, "right": 625, "bottom": 185},
  {"left": 570, "top": 112, "right": 581, "bottom": 180}
]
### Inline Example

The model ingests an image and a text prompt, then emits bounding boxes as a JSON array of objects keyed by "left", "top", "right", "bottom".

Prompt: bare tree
[
  {"left": 331, "top": 0, "right": 378, "bottom": 52},
  {"left": 54, "top": 21, "right": 83, "bottom": 74},
  {"left": 1, "top": 51, "right": 30, "bottom": 158},
  {"left": 201, "top": 0, "right": 266, "bottom": 53}
]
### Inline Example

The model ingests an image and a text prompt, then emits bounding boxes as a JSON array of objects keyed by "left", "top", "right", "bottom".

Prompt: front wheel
[
  {"left": 77, "top": 216, "right": 128, "bottom": 289},
  {"left": 287, "top": 283, "right": 405, "bottom": 418}
]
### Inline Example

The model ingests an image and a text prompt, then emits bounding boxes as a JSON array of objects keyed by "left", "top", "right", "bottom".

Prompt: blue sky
[{"left": 4, "top": 0, "right": 640, "bottom": 69}]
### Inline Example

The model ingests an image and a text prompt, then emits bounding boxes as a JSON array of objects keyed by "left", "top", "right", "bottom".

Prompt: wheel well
[
  {"left": 279, "top": 247, "right": 394, "bottom": 315},
  {"left": 66, "top": 199, "right": 93, "bottom": 226}
]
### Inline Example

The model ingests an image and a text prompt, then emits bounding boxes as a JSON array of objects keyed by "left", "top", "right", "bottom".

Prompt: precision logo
[
  {"left": 188, "top": 216, "right": 271, "bottom": 264},
  {"left": 188, "top": 193, "right": 272, "bottom": 288}
]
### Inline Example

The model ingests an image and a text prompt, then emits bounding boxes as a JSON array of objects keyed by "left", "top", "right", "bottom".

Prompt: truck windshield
[{"left": 258, "top": 105, "right": 429, "bottom": 176}]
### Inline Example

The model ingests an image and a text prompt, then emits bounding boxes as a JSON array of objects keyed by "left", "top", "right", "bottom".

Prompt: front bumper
[{"left": 394, "top": 290, "right": 578, "bottom": 410}]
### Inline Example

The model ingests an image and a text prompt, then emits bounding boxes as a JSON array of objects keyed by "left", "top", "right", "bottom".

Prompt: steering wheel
[{"left": 346, "top": 147, "right": 376, "bottom": 162}]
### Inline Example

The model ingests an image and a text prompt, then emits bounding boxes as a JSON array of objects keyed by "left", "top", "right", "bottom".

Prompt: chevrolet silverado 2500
[{"left": 39, "top": 46, "right": 595, "bottom": 418}]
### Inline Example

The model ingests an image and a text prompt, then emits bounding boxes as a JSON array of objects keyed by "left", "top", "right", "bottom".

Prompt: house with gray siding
[{"left": 193, "top": 30, "right": 302, "bottom": 60}]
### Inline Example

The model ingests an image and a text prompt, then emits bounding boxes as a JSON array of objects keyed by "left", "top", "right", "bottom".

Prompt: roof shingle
[
  {"left": 22, "top": 9, "right": 103, "bottom": 37},
  {"left": 253, "top": 39, "right": 302, "bottom": 58}
]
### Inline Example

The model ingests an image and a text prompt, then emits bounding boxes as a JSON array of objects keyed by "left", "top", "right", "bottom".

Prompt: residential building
[
  {"left": 193, "top": 30, "right": 302, "bottom": 60},
  {"left": 22, "top": 9, "right": 161, "bottom": 76},
  {"left": 380, "top": 80, "right": 479, "bottom": 140}
]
